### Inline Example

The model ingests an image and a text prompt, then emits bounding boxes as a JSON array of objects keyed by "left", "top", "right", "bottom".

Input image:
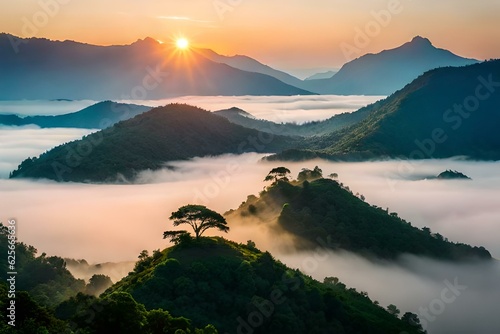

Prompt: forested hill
[
  {"left": 9, "top": 104, "right": 297, "bottom": 183},
  {"left": 271, "top": 59, "right": 500, "bottom": 162},
  {"left": 227, "top": 172, "right": 491, "bottom": 261},
  {"left": 105, "top": 237, "right": 424, "bottom": 334}
]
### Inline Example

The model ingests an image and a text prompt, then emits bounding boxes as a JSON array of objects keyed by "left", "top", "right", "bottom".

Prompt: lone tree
[
  {"left": 165, "top": 204, "right": 229, "bottom": 240},
  {"left": 264, "top": 167, "right": 291, "bottom": 185}
]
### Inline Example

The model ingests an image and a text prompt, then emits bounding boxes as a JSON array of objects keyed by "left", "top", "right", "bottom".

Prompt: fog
[
  {"left": 0, "top": 100, "right": 96, "bottom": 116},
  {"left": 120, "top": 95, "right": 384, "bottom": 123},
  {"left": 1, "top": 153, "right": 500, "bottom": 333},
  {"left": 0, "top": 126, "right": 95, "bottom": 178}
]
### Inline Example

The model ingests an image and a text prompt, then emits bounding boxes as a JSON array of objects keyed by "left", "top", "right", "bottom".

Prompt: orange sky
[{"left": 2, "top": 0, "right": 499, "bottom": 74}]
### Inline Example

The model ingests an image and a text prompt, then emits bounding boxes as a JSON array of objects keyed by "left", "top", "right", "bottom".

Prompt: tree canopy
[
  {"left": 166, "top": 205, "right": 229, "bottom": 240},
  {"left": 264, "top": 167, "right": 291, "bottom": 185}
]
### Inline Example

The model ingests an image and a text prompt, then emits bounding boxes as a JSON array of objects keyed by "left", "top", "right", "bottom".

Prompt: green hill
[
  {"left": 106, "top": 237, "right": 424, "bottom": 334},
  {"left": 271, "top": 60, "right": 500, "bottom": 161},
  {"left": 9, "top": 104, "right": 297, "bottom": 183},
  {"left": 227, "top": 175, "right": 491, "bottom": 261},
  {"left": 214, "top": 104, "right": 377, "bottom": 138}
]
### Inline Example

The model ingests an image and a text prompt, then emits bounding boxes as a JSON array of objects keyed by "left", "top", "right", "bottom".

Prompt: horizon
[{"left": 1, "top": 1, "right": 499, "bottom": 74}]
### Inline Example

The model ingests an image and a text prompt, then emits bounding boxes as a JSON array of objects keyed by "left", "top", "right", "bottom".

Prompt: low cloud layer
[
  {"left": 120, "top": 95, "right": 384, "bottom": 123},
  {"left": 0, "top": 126, "right": 95, "bottom": 178},
  {"left": 0, "top": 100, "right": 96, "bottom": 116}
]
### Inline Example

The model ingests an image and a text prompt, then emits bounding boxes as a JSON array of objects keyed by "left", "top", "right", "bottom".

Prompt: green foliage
[
  {"left": 297, "top": 166, "right": 323, "bottom": 181},
  {"left": 235, "top": 178, "right": 491, "bottom": 261},
  {"left": 0, "top": 224, "right": 86, "bottom": 308},
  {"left": 9, "top": 104, "right": 297, "bottom": 182},
  {"left": 105, "top": 237, "right": 423, "bottom": 334},
  {"left": 264, "top": 167, "right": 291, "bottom": 185},
  {"left": 167, "top": 205, "right": 229, "bottom": 240}
]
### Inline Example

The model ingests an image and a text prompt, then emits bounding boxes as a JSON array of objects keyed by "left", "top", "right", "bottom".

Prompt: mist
[
  {"left": 0, "top": 126, "right": 95, "bottom": 178},
  {"left": 120, "top": 95, "right": 384, "bottom": 123},
  {"left": 0, "top": 100, "right": 96, "bottom": 116}
]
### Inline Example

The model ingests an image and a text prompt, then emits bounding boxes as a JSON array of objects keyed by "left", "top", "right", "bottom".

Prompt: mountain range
[
  {"left": 0, "top": 33, "right": 312, "bottom": 100},
  {"left": 303, "top": 36, "right": 478, "bottom": 95},
  {"left": 0, "top": 34, "right": 481, "bottom": 100}
]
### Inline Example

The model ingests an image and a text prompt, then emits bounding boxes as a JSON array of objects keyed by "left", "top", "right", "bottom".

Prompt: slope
[
  {"left": 0, "top": 34, "right": 312, "bottom": 100},
  {"left": 9, "top": 104, "right": 297, "bottom": 182},
  {"left": 196, "top": 48, "right": 304, "bottom": 88},
  {"left": 0, "top": 101, "right": 150, "bottom": 129},
  {"left": 304, "top": 36, "right": 478, "bottom": 95},
  {"left": 106, "top": 237, "right": 424, "bottom": 334},
  {"left": 227, "top": 176, "right": 491, "bottom": 261}
]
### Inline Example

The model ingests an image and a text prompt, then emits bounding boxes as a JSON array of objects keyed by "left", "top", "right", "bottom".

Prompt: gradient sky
[{"left": 1, "top": 0, "right": 499, "bottom": 73}]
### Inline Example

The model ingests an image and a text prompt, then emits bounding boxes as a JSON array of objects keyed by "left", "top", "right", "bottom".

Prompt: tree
[
  {"left": 387, "top": 304, "right": 400, "bottom": 317},
  {"left": 163, "top": 230, "right": 190, "bottom": 244},
  {"left": 297, "top": 166, "right": 323, "bottom": 181},
  {"left": 264, "top": 167, "right": 291, "bottom": 185},
  {"left": 86, "top": 274, "right": 113, "bottom": 296},
  {"left": 166, "top": 205, "right": 229, "bottom": 240}
]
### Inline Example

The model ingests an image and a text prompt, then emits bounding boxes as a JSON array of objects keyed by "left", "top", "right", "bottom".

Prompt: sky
[{"left": 1, "top": 0, "right": 499, "bottom": 73}]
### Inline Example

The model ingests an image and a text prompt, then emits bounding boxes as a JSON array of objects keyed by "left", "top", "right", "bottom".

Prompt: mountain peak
[{"left": 409, "top": 35, "right": 433, "bottom": 46}]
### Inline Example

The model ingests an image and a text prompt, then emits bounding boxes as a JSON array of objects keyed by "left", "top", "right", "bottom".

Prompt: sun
[{"left": 176, "top": 38, "right": 189, "bottom": 50}]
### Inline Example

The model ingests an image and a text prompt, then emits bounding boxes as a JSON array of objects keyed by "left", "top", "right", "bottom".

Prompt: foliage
[
  {"left": 106, "top": 237, "right": 423, "bottom": 334},
  {"left": 264, "top": 167, "right": 291, "bottom": 185},
  {"left": 232, "top": 176, "right": 492, "bottom": 261},
  {"left": 9, "top": 104, "right": 297, "bottom": 182},
  {"left": 167, "top": 205, "right": 229, "bottom": 240}
]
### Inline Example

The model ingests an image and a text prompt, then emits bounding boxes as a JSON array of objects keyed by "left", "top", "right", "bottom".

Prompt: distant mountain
[
  {"left": 228, "top": 176, "right": 491, "bottom": 261},
  {"left": 436, "top": 170, "right": 471, "bottom": 180},
  {"left": 271, "top": 60, "right": 500, "bottom": 161},
  {"left": 0, "top": 101, "right": 150, "bottom": 129},
  {"left": 304, "top": 36, "right": 479, "bottom": 95},
  {"left": 214, "top": 104, "right": 377, "bottom": 137},
  {"left": 305, "top": 70, "right": 337, "bottom": 81},
  {"left": 9, "top": 104, "right": 297, "bottom": 182},
  {"left": 196, "top": 48, "right": 304, "bottom": 88},
  {"left": 0, "top": 34, "right": 312, "bottom": 100},
  {"left": 106, "top": 237, "right": 425, "bottom": 334}
]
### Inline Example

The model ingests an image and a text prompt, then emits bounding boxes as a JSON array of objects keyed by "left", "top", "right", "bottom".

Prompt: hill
[
  {"left": 271, "top": 59, "right": 500, "bottom": 161},
  {"left": 304, "top": 36, "right": 478, "bottom": 95},
  {"left": 0, "top": 101, "right": 150, "bottom": 129},
  {"left": 214, "top": 103, "right": 378, "bottom": 137},
  {"left": 305, "top": 70, "right": 338, "bottom": 81},
  {"left": 226, "top": 174, "right": 491, "bottom": 261},
  {"left": 0, "top": 34, "right": 312, "bottom": 100},
  {"left": 106, "top": 237, "right": 424, "bottom": 334},
  {"left": 9, "top": 104, "right": 297, "bottom": 182}
]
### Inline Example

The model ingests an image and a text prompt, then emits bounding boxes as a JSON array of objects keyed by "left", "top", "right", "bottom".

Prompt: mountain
[
  {"left": 214, "top": 104, "right": 378, "bottom": 137},
  {"left": 271, "top": 60, "right": 500, "bottom": 161},
  {"left": 9, "top": 104, "right": 298, "bottom": 182},
  {"left": 0, "top": 101, "right": 150, "bottom": 129},
  {"left": 304, "top": 70, "right": 337, "bottom": 81},
  {"left": 196, "top": 48, "right": 304, "bottom": 88},
  {"left": 0, "top": 33, "right": 312, "bottom": 100},
  {"left": 105, "top": 237, "right": 424, "bottom": 334},
  {"left": 227, "top": 175, "right": 491, "bottom": 261},
  {"left": 304, "top": 36, "right": 479, "bottom": 95}
]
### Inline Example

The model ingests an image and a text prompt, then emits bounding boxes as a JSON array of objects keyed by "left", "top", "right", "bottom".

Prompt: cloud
[
  {"left": 0, "top": 126, "right": 95, "bottom": 178},
  {"left": 118, "top": 95, "right": 384, "bottom": 124}
]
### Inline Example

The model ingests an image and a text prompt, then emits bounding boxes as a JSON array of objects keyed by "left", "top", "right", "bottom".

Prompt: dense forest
[
  {"left": 9, "top": 104, "right": 297, "bottom": 182},
  {"left": 106, "top": 237, "right": 424, "bottom": 334},
  {"left": 269, "top": 60, "right": 500, "bottom": 162},
  {"left": 228, "top": 167, "right": 491, "bottom": 261},
  {"left": 0, "top": 222, "right": 425, "bottom": 333}
]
